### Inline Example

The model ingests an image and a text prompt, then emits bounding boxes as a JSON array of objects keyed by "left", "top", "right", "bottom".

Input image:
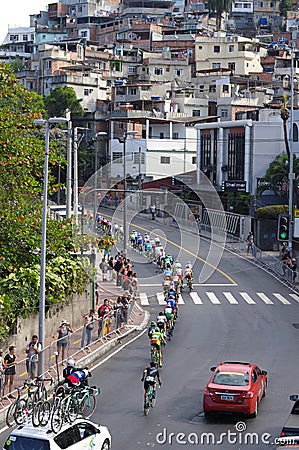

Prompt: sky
[{"left": 0, "top": 0, "right": 48, "bottom": 43}]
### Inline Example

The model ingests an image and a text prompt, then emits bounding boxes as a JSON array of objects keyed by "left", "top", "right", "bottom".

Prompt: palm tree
[{"left": 207, "top": 0, "right": 233, "bottom": 31}]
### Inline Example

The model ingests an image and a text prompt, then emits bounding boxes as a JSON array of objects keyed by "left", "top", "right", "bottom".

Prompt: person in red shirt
[{"left": 97, "top": 299, "right": 113, "bottom": 337}]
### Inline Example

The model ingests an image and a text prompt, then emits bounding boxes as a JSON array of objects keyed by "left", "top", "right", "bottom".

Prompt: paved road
[
  {"left": 89, "top": 219, "right": 299, "bottom": 450},
  {"left": 1, "top": 218, "right": 298, "bottom": 449}
]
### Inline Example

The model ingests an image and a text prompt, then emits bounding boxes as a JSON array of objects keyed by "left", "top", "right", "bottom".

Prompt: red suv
[{"left": 203, "top": 361, "right": 267, "bottom": 417}]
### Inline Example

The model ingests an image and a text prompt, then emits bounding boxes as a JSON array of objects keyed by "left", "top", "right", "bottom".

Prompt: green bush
[{"left": 256, "top": 205, "right": 288, "bottom": 220}]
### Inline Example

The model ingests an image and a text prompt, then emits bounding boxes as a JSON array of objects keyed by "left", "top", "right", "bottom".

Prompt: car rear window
[
  {"left": 3, "top": 436, "right": 50, "bottom": 450},
  {"left": 213, "top": 371, "right": 249, "bottom": 386}
]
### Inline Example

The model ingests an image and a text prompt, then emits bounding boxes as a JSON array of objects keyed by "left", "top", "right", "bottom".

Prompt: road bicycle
[
  {"left": 50, "top": 384, "right": 99, "bottom": 432},
  {"left": 6, "top": 382, "right": 38, "bottom": 425},
  {"left": 12, "top": 375, "right": 54, "bottom": 426},
  {"left": 187, "top": 278, "right": 193, "bottom": 292},
  {"left": 150, "top": 346, "right": 162, "bottom": 367},
  {"left": 144, "top": 383, "right": 160, "bottom": 416}
]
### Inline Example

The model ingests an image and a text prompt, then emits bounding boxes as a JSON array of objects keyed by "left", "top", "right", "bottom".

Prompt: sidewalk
[{"left": 0, "top": 278, "right": 149, "bottom": 425}]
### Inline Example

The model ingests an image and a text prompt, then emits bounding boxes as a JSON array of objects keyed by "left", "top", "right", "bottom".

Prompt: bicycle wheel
[
  {"left": 35, "top": 385, "right": 47, "bottom": 402},
  {"left": 144, "top": 393, "right": 150, "bottom": 416},
  {"left": 159, "top": 351, "right": 163, "bottom": 368},
  {"left": 39, "top": 400, "right": 52, "bottom": 427},
  {"left": 32, "top": 400, "right": 43, "bottom": 427},
  {"left": 6, "top": 401, "right": 17, "bottom": 427},
  {"left": 80, "top": 393, "right": 96, "bottom": 418},
  {"left": 51, "top": 405, "right": 63, "bottom": 433},
  {"left": 14, "top": 399, "right": 27, "bottom": 425},
  {"left": 67, "top": 397, "right": 79, "bottom": 423}
]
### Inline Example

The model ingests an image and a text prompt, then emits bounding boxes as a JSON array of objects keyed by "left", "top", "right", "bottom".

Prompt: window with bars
[
  {"left": 133, "top": 152, "right": 145, "bottom": 164},
  {"left": 228, "top": 133, "right": 245, "bottom": 180},
  {"left": 112, "top": 152, "right": 123, "bottom": 162}
]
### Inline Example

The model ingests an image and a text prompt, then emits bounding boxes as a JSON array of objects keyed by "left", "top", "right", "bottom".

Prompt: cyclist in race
[
  {"left": 113, "top": 223, "right": 119, "bottom": 239},
  {"left": 156, "top": 311, "right": 167, "bottom": 336},
  {"left": 150, "top": 327, "right": 166, "bottom": 367},
  {"left": 117, "top": 225, "right": 124, "bottom": 241},
  {"left": 164, "top": 304, "right": 174, "bottom": 333},
  {"left": 184, "top": 262, "right": 194, "bottom": 291},
  {"left": 137, "top": 233, "right": 143, "bottom": 252},
  {"left": 144, "top": 239, "right": 153, "bottom": 259},
  {"left": 129, "top": 230, "right": 136, "bottom": 247},
  {"left": 148, "top": 321, "right": 158, "bottom": 339},
  {"left": 141, "top": 361, "right": 162, "bottom": 407},
  {"left": 162, "top": 275, "right": 172, "bottom": 297}
]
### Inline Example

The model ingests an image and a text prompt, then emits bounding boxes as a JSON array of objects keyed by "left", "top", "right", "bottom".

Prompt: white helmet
[{"left": 67, "top": 359, "right": 75, "bottom": 367}]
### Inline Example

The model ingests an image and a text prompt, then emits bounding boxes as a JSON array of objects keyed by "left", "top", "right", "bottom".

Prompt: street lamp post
[
  {"left": 289, "top": 49, "right": 294, "bottom": 252},
  {"left": 94, "top": 132, "right": 107, "bottom": 224},
  {"left": 122, "top": 131, "right": 137, "bottom": 256},
  {"left": 66, "top": 111, "right": 72, "bottom": 219},
  {"left": 74, "top": 127, "right": 90, "bottom": 226},
  {"left": 34, "top": 117, "right": 69, "bottom": 375}
]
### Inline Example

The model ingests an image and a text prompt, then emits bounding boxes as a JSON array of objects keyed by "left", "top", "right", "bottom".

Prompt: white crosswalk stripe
[
  {"left": 223, "top": 292, "right": 238, "bottom": 304},
  {"left": 137, "top": 291, "right": 299, "bottom": 306},
  {"left": 190, "top": 292, "right": 203, "bottom": 304},
  {"left": 239, "top": 292, "right": 256, "bottom": 304},
  {"left": 206, "top": 292, "right": 221, "bottom": 304},
  {"left": 177, "top": 294, "right": 185, "bottom": 305},
  {"left": 139, "top": 292, "right": 149, "bottom": 306},
  {"left": 157, "top": 292, "right": 166, "bottom": 305},
  {"left": 256, "top": 292, "right": 273, "bottom": 304},
  {"left": 273, "top": 293, "right": 291, "bottom": 305},
  {"left": 289, "top": 293, "right": 299, "bottom": 302}
]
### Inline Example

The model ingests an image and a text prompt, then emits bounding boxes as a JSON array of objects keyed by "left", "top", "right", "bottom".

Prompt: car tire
[
  {"left": 101, "top": 439, "right": 110, "bottom": 450},
  {"left": 251, "top": 400, "right": 258, "bottom": 418},
  {"left": 262, "top": 382, "right": 267, "bottom": 398}
]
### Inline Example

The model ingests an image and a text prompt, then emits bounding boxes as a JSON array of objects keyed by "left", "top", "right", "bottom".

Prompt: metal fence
[{"left": 1, "top": 300, "right": 138, "bottom": 404}]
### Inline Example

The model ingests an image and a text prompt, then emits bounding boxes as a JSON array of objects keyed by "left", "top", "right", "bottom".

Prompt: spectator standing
[
  {"left": 150, "top": 204, "right": 156, "bottom": 220},
  {"left": 3, "top": 346, "right": 16, "bottom": 398},
  {"left": 114, "top": 297, "right": 123, "bottom": 328},
  {"left": 81, "top": 309, "right": 96, "bottom": 351},
  {"left": 291, "top": 258, "right": 297, "bottom": 282},
  {"left": 132, "top": 272, "right": 139, "bottom": 298},
  {"left": 120, "top": 294, "right": 130, "bottom": 325},
  {"left": 246, "top": 232, "right": 254, "bottom": 255},
  {"left": 26, "top": 335, "right": 42, "bottom": 380},
  {"left": 100, "top": 257, "right": 108, "bottom": 281},
  {"left": 0, "top": 349, "right": 4, "bottom": 400},
  {"left": 281, "top": 252, "right": 291, "bottom": 277},
  {"left": 98, "top": 299, "right": 113, "bottom": 337},
  {"left": 107, "top": 256, "right": 114, "bottom": 281},
  {"left": 114, "top": 256, "right": 123, "bottom": 287},
  {"left": 56, "top": 320, "right": 73, "bottom": 363}
]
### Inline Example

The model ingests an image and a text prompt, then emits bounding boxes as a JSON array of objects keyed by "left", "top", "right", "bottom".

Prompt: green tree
[
  {"left": 279, "top": 0, "right": 292, "bottom": 18},
  {"left": 0, "top": 63, "right": 89, "bottom": 342},
  {"left": 207, "top": 0, "right": 233, "bottom": 30},
  {"left": 44, "top": 86, "right": 84, "bottom": 119}
]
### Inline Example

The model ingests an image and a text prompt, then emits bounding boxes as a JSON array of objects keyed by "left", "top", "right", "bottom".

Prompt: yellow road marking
[
  {"left": 73, "top": 339, "right": 81, "bottom": 345},
  {"left": 106, "top": 215, "right": 237, "bottom": 285}
]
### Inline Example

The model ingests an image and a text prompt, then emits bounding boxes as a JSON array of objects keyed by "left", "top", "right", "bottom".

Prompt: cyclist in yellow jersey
[{"left": 150, "top": 327, "right": 166, "bottom": 367}]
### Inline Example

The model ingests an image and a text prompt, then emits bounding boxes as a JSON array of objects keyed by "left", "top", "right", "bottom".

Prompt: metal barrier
[{"left": 1, "top": 299, "right": 139, "bottom": 405}]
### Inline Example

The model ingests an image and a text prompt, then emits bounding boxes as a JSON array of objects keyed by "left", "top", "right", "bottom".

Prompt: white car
[{"left": 2, "top": 418, "right": 111, "bottom": 450}]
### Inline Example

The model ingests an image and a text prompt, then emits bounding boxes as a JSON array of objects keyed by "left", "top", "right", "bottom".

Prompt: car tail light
[
  {"left": 280, "top": 431, "right": 286, "bottom": 437},
  {"left": 204, "top": 388, "right": 214, "bottom": 396},
  {"left": 244, "top": 391, "right": 254, "bottom": 399}
]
